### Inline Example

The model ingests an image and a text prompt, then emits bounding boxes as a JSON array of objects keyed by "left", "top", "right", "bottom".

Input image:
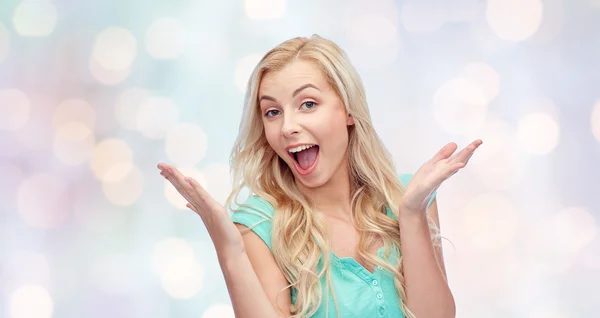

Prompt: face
[{"left": 258, "top": 59, "right": 354, "bottom": 189}]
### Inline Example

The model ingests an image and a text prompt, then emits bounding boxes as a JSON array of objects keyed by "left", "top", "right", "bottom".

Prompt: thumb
[
  {"left": 431, "top": 142, "right": 457, "bottom": 162},
  {"left": 186, "top": 203, "right": 199, "bottom": 213}
]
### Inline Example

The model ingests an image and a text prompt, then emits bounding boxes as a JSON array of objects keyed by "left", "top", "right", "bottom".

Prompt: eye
[
  {"left": 300, "top": 101, "right": 317, "bottom": 110},
  {"left": 265, "top": 109, "right": 280, "bottom": 117}
]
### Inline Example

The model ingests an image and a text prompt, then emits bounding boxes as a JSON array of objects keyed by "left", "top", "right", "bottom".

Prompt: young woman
[{"left": 158, "top": 35, "right": 481, "bottom": 318}]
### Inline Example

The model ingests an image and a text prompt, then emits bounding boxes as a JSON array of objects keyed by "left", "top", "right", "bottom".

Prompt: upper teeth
[{"left": 288, "top": 144, "right": 316, "bottom": 153}]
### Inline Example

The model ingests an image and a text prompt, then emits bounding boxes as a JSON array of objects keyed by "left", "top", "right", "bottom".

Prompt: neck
[{"left": 297, "top": 153, "right": 352, "bottom": 221}]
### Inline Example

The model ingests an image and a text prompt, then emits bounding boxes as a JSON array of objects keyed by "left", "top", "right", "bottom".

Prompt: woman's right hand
[{"left": 158, "top": 163, "right": 245, "bottom": 260}]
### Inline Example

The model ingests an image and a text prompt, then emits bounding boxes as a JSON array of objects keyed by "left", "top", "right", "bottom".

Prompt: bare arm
[
  {"left": 399, "top": 198, "right": 456, "bottom": 318},
  {"left": 218, "top": 224, "right": 291, "bottom": 318},
  {"left": 156, "top": 163, "right": 290, "bottom": 318}
]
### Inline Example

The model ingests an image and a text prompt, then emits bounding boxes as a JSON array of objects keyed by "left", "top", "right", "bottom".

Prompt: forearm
[
  {"left": 219, "top": 252, "right": 282, "bottom": 318},
  {"left": 399, "top": 212, "right": 456, "bottom": 318}
]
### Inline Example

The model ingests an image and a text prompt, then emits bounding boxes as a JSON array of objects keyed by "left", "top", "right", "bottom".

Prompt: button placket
[{"left": 371, "top": 272, "right": 387, "bottom": 317}]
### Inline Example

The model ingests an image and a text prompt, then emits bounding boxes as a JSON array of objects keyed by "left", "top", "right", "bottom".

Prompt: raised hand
[
  {"left": 400, "top": 140, "right": 483, "bottom": 215},
  {"left": 158, "top": 163, "right": 245, "bottom": 258}
]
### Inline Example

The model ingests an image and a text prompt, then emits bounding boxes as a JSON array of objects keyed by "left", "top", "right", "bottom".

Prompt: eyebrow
[{"left": 259, "top": 83, "right": 320, "bottom": 103}]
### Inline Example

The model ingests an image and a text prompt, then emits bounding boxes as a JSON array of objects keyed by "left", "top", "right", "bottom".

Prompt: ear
[{"left": 346, "top": 113, "right": 354, "bottom": 126}]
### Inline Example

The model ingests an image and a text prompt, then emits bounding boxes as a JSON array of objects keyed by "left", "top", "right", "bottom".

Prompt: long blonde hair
[{"left": 226, "top": 34, "right": 439, "bottom": 318}]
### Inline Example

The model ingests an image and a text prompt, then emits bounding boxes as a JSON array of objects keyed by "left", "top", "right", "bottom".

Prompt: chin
[{"left": 293, "top": 166, "right": 330, "bottom": 189}]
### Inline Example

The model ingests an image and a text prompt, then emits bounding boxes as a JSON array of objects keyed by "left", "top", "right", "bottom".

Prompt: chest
[{"left": 326, "top": 219, "right": 383, "bottom": 273}]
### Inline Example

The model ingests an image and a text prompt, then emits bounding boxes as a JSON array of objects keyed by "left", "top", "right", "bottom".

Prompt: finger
[
  {"left": 431, "top": 142, "right": 458, "bottom": 163},
  {"left": 160, "top": 164, "right": 197, "bottom": 202},
  {"left": 164, "top": 165, "right": 220, "bottom": 211},
  {"left": 450, "top": 139, "right": 482, "bottom": 164},
  {"left": 184, "top": 176, "right": 212, "bottom": 202}
]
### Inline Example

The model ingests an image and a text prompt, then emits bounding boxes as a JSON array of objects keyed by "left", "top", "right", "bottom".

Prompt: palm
[
  {"left": 158, "top": 163, "right": 245, "bottom": 257},
  {"left": 401, "top": 140, "right": 483, "bottom": 212}
]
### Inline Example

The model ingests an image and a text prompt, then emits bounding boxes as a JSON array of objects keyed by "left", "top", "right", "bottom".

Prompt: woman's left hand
[{"left": 400, "top": 139, "right": 483, "bottom": 215}]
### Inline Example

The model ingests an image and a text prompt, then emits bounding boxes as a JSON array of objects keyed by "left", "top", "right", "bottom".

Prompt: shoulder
[
  {"left": 398, "top": 173, "right": 414, "bottom": 187},
  {"left": 230, "top": 195, "right": 275, "bottom": 249},
  {"left": 233, "top": 195, "right": 275, "bottom": 216}
]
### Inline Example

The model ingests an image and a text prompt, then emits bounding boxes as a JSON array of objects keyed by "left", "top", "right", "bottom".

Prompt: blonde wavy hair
[{"left": 225, "top": 34, "right": 440, "bottom": 318}]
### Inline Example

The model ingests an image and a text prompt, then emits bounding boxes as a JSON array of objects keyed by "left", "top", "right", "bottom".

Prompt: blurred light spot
[
  {"left": 12, "top": 1, "right": 57, "bottom": 37},
  {"left": 90, "top": 253, "right": 138, "bottom": 294},
  {"left": 459, "top": 62, "right": 500, "bottom": 102},
  {"left": 469, "top": 117, "right": 521, "bottom": 190},
  {"left": 202, "top": 304, "right": 235, "bottom": 318},
  {"left": 53, "top": 122, "right": 96, "bottom": 165},
  {"left": 92, "top": 27, "right": 137, "bottom": 71},
  {"left": 186, "top": 30, "right": 231, "bottom": 69},
  {"left": 90, "top": 139, "right": 133, "bottom": 182},
  {"left": 1, "top": 251, "right": 51, "bottom": 297},
  {"left": 400, "top": 1, "right": 445, "bottom": 32},
  {"left": 517, "top": 112, "right": 559, "bottom": 155},
  {"left": 579, "top": 237, "right": 600, "bottom": 270},
  {"left": 115, "top": 88, "right": 152, "bottom": 130},
  {"left": 165, "top": 123, "right": 207, "bottom": 166},
  {"left": 486, "top": 0, "right": 543, "bottom": 41},
  {"left": 433, "top": 78, "right": 488, "bottom": 135},
  {"left": 529, "top": 307, "right": 571, "bottom": 318},
  {"left": 89, "top": 58, "right": 131, "bottom": 85},
  {"left": 344, "top": 11, "right": 400, "bottom": 71},
  {"left": 0, "top": 88, "right": 31, "bottom": 131},
  {"left": 244, "top": 0, "right": 286, "bottom": 19},
  {"left": 73, "top": 193, "right": 127, "bottom": 233},
  {"left": 165, "top": 167, "right": 207, "bottom": 210},
  {"left": 17, "top": 174, "right": 69, "bottom": 229},
  {"left": 53, "top": 99, "right": 96, "bottom": 129},
  {"left": 145, "top": 17, "right": 187, "bottom": 59},
  {"left": 469, "top": 117, "right": 511, "bottom": 160},
  {"left": 553, "top": 207, "right": 597, "bottom": 252},
  {"left": 0, "top": 23, "right": 9, "bottom": 64},
  {"left": 532, "top": 0, "right": 564, "bottom": 43},
  {"left": 10, "top": 284, "right": 53, "bottom": 318},
  {"left": 153, "top": 237, "right": 204, "bottom": 299},
  {"left": 102, "top": 165, "right": 144, "bottom": 206},
  {"left": 461, "top": 194, "right": 519, "bottom": 251},
  {"left": 234, "top": 54, "right": 262, "bottom": 94},
  {"left": 480, "top": 249, "right": 520, "bottom": 291},
  {"left": 519, "top": 96, "right": 561, "bottom": 118},
  {"left": 201, "top": 163, "right": 232, "bottom": 206},
  {"left": 137, "top": 97, "right": 179, "bottom": 139},
  {"left": 450, "top": 248, "right": 520, "bottom": 291},
  {"left": 16, "top": 97, "right": 54, "bottom": 150},
  {"left": 0, "top": 163, "right": 24, "bottom": 209},
  {"left": 591, "top": 100, "right": 600, "bottom": 143},
  {"left": 526, "top": 207, "right": 597, "bottom": 274}
]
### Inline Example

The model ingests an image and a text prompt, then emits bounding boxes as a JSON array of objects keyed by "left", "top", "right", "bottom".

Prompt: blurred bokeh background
[{"left": 1, "top": 0, "right": 599, "bottom": 317}]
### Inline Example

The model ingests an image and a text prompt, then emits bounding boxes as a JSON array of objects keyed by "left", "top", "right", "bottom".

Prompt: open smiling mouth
[{"left": 287, "top": 144, "right": 320, "bottom": 175}]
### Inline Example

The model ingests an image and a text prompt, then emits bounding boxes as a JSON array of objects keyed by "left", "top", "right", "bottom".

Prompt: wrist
[
  {"left": 218, "top": 249, "right": 248, "bottom": 270},
  {"left": 398, "top": 202, "right": 426, "bottom": 219}
]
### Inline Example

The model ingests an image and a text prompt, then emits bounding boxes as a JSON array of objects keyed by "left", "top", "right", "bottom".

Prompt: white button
[
  {"left": 372, "top": 280, "right": 378, "bottom": 286},
  {"left": 376, "top": 293, "right": 383, "bottom": 299}
]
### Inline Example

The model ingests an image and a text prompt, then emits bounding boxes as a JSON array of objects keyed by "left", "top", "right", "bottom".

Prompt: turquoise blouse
[{"left": 230, "top": 174, "right": 436, "bottom": 318}]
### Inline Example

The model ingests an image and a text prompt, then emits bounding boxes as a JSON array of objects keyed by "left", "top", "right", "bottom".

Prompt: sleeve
[
  {"left": 230, "top": 195, "right": 275, "bottom": 250},
  {"left": 399, "top": 173, "right": 437, "bottom": 209}
]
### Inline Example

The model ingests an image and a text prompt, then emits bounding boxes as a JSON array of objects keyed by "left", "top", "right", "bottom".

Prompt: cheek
[
  {"left": 263, "top": 126, "right": 284, "bottom": 154},
  {"left": 321, "top": 118, "right": 349, "bottom": 153}
]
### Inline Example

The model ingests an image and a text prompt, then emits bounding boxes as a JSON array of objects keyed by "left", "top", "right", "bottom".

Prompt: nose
[{"left": 281, "top": 112, "right": 301, "bottom": 138}]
